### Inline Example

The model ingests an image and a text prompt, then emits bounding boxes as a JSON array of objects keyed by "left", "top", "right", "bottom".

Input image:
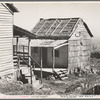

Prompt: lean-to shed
[{"left": 0, "top": 3, "right": 18, "bottom": 77}]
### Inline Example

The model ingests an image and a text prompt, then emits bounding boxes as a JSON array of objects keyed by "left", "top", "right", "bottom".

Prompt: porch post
[
  {"left": 28, "top": 38, "right": 32, "bottom": 84},
  {"left": 23, "top": 46, "right": 25, "bottom": 58},
  {"left": 40, "top": 47, "right": 43, "bottom": 84},
  {"left": 16, "top": 37, "right": 18, "bottom": 55},
  {"left": 28, "top": 39, "right": 31, "bottom": 65},
  {"left": 52, "top": 48, "right": 55, "bottom": 72},
  {"left": 16, "top": 37, "right": 20, "bottom": 80}
]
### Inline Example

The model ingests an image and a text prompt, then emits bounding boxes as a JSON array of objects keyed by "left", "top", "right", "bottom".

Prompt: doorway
[{"left": 42, "top": 47, "right": 47, "bottom": 68}]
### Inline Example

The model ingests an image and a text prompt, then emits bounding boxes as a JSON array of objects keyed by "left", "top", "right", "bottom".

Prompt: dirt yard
[{"left": 0, "top": 58, "right": 100, "bottom": 95}]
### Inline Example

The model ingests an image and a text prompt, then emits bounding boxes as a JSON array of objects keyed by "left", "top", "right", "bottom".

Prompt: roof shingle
[
  {"left": 32, "top": 18, "right": 93, "bottom": 39},
  {"left": 32, "top": 18, "right": 79, "bottom": 39}
]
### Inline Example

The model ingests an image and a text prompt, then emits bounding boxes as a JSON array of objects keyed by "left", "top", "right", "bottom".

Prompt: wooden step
[
  {"left": 14, "top": 63, "right": 17, "bottom": 66},
  {"left": 54, "top": 69, "right": 68, "bottom": 80},
  {"left": 16, "top": 51, "right": 28, "bottom": 54}
]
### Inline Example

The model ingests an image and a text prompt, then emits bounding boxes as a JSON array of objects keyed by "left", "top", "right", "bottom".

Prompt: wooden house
[
  {"left": 0, "top": 3, "right": 18, "bottom": 77},
  {"left": 30, "top": 18, "right": 93, "bottom": 74}
]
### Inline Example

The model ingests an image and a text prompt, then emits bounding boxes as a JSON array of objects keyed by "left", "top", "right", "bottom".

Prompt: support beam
[
  {"left": 52, "top": 48, "right": 55, "bottom": 72},
  {"left": 28, "top": 39, "right": 31, "bottom": 66},
  {"left": 16, "top": 37, "right": 18, "bottom": 55},
  {"left": 40, "top": 47, "right": 43, "bottom": 84},
  {"left": 16, "top": 37, "right": 20, "bottom": 80},
  {"left": 28, "top": 38, "right": 32, "bottom": 84},
  {"left": 23, "top": 46, "right": 25, "bottom": 58},
  {"left": 17, "top": 56, "right": 20, "bottom": 80},
  {"left": 54, "top": 43, "right": 68, "bottom": 50}
]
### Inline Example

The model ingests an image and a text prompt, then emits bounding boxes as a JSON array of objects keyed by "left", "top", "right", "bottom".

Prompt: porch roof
[
  {"left": 30, "top": 39, "right": 68, "bottom": 47},
  {"left": 16, "top": 38, "right": 68, "bottom": 48}
]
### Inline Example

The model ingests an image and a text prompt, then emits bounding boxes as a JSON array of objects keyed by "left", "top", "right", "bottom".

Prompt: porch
[{"left": 13, "top": 37, "right": 69, "bottom": 84}]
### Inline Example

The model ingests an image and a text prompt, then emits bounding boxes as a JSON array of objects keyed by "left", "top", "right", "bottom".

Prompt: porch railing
[{"left": 15, "top": 54, "right": 42, "bottom": 84}]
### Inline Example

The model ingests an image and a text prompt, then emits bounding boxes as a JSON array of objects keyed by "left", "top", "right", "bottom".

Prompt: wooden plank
[
  {"left": 0, "top": 16, "right": 12, "bottom": 18},
  {"left": 0, "top": 59, "right": 12, "bottom": 64},
  {"left": 0, "top": 19, "right": 12, "bottom": 22},
  {"left": 0, "top": 11, "right": 12, "bottom": 14},
  {"left": 0, "top": 55, "right": 12, "bottom": 60},
  {"left": 0, "top": 13, "right": 12, "bottom": 16},
  {"left": 0, "top": 41, "right": 12, "bottom": 45},
  {"left": 0, "top": 65, "right": 13, "bottom": 71},
  {"left": 0, "top": 25, "right": 12, "bottom": 28},
  {"left": 0, "top": 68, "right": 14, "bottom": 76},
  {"left": 0, "top": 28, "right": 12, "bottom": 30},
  {"left": 0, "top": 3, "right": 13, "bottom": 76},
  {"left": 0, "top": 51, "right": 12, "bottom": 56},
  {"left": 0, "top": 60, "right": 13, "bottom": 66},
  {"left": 0, "top": 38, "right": 13, "bottom": 42},
  {"left": 0, "top": 34, "right": 12, "bottom": 38}
]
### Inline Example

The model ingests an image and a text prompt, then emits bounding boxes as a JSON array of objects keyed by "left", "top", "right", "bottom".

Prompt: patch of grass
[{"left": 0, "top": 80, "right": 35, "bottom": 95}]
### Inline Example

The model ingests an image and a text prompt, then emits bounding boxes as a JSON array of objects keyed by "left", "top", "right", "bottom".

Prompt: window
[
  {"left": 34, "top": 47, "right": 38, "bottom": 53},
  {"left": 55, "top": 50, "right": 59, "bottom": 57}
]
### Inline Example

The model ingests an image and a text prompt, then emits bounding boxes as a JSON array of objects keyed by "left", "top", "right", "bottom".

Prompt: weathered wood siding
[
  {"left": 68, "top": 19, "right": 91, "bottom": 73},
  {"left": 0, "top": 4, "right": 13, "bottom": 76},
  {"left": 47, "top": 46, "right": 68, "bottom": 68}
]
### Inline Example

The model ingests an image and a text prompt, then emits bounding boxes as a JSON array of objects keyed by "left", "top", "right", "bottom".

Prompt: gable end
[
  {"left": 1, "top": 3, "right": 19, "bottom": 15},
  {"left": 83, "top": 22, "right": 93, "bottom": 37}
]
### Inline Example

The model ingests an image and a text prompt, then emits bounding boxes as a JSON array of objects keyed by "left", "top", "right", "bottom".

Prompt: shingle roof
[{"left": 32, "top": 18, "right": 93, "bottom": 39}]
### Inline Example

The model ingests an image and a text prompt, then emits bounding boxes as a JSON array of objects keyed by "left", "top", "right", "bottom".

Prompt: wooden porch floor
[
  {"left": 19, "top": 65, "right": 67, "bottom": 73},
  {"left": 34, "top": 68, "right": 67, "bottom": 73}
]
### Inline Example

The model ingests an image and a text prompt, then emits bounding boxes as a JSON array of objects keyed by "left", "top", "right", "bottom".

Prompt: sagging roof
[
  {"left": 13, "top": 38, "right": 68, "bottom": 48},
  {"left": 32, "top": 18, "right": 93, "bottom": 39},
  {"left": 30, "top": 39, "right": 68, "bottom": 47},
  {"left": 14, "top": 25, "right": 36, "bottom": 39}
]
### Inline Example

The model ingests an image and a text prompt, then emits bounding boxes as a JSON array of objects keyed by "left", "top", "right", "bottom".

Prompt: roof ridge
[{"left": 42, "top": 17, "right": 80, "bottom": 20}]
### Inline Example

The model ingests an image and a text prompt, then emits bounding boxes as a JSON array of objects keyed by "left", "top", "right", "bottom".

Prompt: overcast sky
[{"left": 13, "top": 2, "right": 100, "bottom": 43}]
